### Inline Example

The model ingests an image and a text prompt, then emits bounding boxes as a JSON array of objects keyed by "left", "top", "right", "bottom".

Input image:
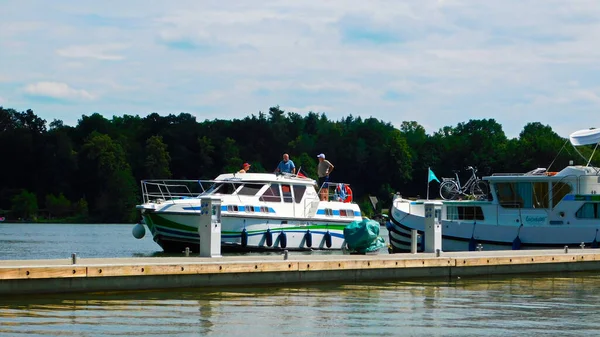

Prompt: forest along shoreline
[{"left": 0, "top": 106, "right": 578, "bottom": 224}]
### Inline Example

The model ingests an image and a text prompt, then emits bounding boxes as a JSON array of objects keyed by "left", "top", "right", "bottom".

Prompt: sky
[{"left": 1, "top": 0, "right": 600, "bottom": 139}]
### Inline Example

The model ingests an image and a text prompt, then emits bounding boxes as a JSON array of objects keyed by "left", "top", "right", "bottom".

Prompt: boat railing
[
  {"left": 317, "top": 182, "right": 354, "bottom": 202},
  {"left": 141, "top": 180, "right": 205, "bottom": 204}
]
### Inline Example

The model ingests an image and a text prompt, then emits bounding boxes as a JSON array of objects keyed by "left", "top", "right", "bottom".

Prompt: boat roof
[
  {"left": 213, "top": 172, "right": 317, "bottom": 185},
  {"left": 570, "top": 128, "right": 600, "bottom": 146},
  {"left": 485, "top": 165, "right": 600, "bottom": 182}
]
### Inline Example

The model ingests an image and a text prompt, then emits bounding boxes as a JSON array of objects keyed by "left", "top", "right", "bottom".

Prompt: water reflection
[{"left": 2, "top": 273, "right": 600, "bottom": 336}]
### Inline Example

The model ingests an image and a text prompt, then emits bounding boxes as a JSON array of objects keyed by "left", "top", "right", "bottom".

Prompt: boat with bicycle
[
  {"left": 388, "top": 128, "right": 600, "bottom": 252},
  {"left": 439, "top": 166, "right": 489, "bottom": 201},
  {"left": 135, "top": 172, "right": 362, "bottom": 252}
]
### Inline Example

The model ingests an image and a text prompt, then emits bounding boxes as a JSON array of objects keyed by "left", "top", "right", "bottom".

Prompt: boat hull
[
  {"left": 388, "top": 199, "right": 600, "bottom": 253},
  {"left": 143, "top": 211, "right": 348, "bottom": 253}
]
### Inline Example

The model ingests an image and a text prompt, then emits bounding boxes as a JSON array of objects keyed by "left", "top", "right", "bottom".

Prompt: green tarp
[{"left": 343, "top": 218, "right": 386, "bottom": 254}]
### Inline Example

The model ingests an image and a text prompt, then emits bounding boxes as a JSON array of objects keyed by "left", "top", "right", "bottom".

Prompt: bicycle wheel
[
  {"left": 470, "top": 180, "right": 489, "bottom": 200},
  {"left": 439, "top": 181, "right": 460, "bottom": 200}
]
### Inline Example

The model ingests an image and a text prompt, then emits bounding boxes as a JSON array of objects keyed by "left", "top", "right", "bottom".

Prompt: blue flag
[{"left": 428, "top": 167, "right": 440, "bottom": 183}]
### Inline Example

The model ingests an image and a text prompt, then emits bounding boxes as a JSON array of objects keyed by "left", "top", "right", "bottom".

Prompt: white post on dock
[
  {"left": 410, "top": 230, "right": 418, "bottom": 254},
  {"left": 199, "top": 197, "right": 222, "bottom": 257},
  {"left": 424, "top": 202, "right": 442, "bottom": 253}
]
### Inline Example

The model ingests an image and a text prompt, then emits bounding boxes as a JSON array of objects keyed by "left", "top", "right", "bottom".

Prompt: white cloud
[
  {"left": 2, "top": 1, "right": 600, "bottom": 137},
  {"left": 55, "top": 44, "right": 126, "bottom": 60},
  {"left": 24, "top": 82, "right": 95, "bottom": 100}
]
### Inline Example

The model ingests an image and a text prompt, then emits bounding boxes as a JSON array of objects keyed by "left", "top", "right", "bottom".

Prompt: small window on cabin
[
  {"left": 238, "top": 184, "right": 263, "bottom": 196},
  {"left": 259, "top": 184, "right": 281, "bottom": 202},
  {"left": 552, "top": 182, "right": 572, "bottom": 207},
  {"left": 325, "top": 208, "right": 333, "bottom": 216},
  {"left": 281, "top": 184, "right": 293, "bottom": 203},
  {"left": 245, "top": 205, "right": 253, "bottom": 213},
  {"left": 340, "top": 209, "right": 347, "bottom": 217},
  {"left": 533, "top": 182, "right": 549, "bottom": 208},
  {"left": 576, "top": 203, "right": 599, "bottom": 219},
  {"left": 260, "top": 206, "right": 269, "bottom": 213},
  {"left": 226, "top": 205, "right": 234, "bottom": 212},
  {"left": 446, "top": 206, "right": 484, "bottom": 220},
  {"left": 293, "top": 185, "right": 306, "bottom": 204},
  {"left": 446, "top": 206, "right": 458, "bottom": 220}
]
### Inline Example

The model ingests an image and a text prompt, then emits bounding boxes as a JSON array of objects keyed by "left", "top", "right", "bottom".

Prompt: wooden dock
[{"left": 2, "top": 249, "right": 600, "bottom": 296}]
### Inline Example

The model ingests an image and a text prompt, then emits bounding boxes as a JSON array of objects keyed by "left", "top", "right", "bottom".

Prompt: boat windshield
[
  {"left": 237, "top": 184, "right": 264, "bottom": 196},
  {"left": 205, "top": 183, "right": 239, "bottom": 195}
]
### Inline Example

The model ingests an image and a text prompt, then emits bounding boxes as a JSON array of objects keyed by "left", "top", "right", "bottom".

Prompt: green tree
[
  {"left": 45, "top": 193, "right": 71, "bottom": 218},
  {"left": 79, "top": 132, "right": 138, "bottom": 222},
  {"left": 144, "top": 135, "right": 172, "bottom": 179},
  {"left": 11, "top": 190, "right": 38, "bottom": 220}
]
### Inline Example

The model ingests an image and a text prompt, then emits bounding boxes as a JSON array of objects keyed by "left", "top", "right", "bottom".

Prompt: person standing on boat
[
  {"left": 317, "top": 153, "right": 334, "bottom": 200},
  {"left": 275, "top": 153, "right": 296, "bottom": 174},
  {"left": 238, "top": 162, "right": 251, "bottom": 173}
]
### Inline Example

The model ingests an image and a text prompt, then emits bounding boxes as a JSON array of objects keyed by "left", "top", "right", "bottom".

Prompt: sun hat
[
  {"left": 317, "top": 153, "right": 325, "bottom": 158},
  {"left": 243, "top": 162, "right": 251, "bottom": 168}
]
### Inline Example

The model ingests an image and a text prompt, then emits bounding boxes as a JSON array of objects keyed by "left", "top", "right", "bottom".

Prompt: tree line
[{"left": 0, "top": 106, "right": 591, "bottom": 223}]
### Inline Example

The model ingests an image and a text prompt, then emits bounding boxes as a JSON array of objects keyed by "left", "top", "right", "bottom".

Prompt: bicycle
[{"left": 439, "top": 166, "right": 489, "bottom": 200}]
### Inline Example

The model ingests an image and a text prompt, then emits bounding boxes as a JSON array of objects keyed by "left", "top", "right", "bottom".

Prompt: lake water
[
  {"left": 1, "top": 224, "right": 599, "bottom": 336},
  {"left": 0, "top": 223, "right": 390, "bottom": 260}
]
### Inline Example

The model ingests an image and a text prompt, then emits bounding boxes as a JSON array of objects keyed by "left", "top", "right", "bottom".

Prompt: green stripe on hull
[{"left": 145, "top": 213, "right": 196, "bottom": 232}]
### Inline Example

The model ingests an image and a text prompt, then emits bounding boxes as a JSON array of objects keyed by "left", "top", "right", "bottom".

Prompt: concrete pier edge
[{"left": 1, "top": 249, "right": 599, "bottom": 296}]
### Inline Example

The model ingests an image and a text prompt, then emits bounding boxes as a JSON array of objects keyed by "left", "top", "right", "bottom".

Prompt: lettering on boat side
[{"left": 525, "top": 216, "right": 546, "bottom": 223}]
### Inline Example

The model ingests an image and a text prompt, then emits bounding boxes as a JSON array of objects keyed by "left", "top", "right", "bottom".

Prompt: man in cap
[
  {"left": 316, "top": 153, "right": 334, "bottom": 200},
  {"left": 238, "top": 162, "right": 251, "bottom": 173}
]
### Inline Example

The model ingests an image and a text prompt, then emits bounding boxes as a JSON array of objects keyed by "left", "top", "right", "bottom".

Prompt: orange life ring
[{"left": 336, "top": 184, "right": 353, "bottom": 203}]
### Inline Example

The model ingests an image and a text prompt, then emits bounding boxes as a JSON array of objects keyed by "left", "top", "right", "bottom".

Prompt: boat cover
[
  {"left": 343, "top": 218, "right": 386, "bottom": 254},
  {"left": 570, "top": 128, "right": 600, "bottom": 146}
]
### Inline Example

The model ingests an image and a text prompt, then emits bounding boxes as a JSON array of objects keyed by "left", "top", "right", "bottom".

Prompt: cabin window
[
  {"left": 496, "top": 182, "right": 548, "bottom": 209},
  {"left": 446, "top": 206, "right": 484, "bottom": 220},
  {"left": 238, "top": 184, "right": 263, "bottom": 196},
  {"left": 576, "top": 203, "right": 600, "bottom": 219},
  {"left": 552, "top": 182, "right": 572, "bottom": 207},
  {"left": 339, "top": 209, "right": 355, "bottom": 217},
  {"left": 281, "top": 184, "right": 293, "bottom": 203},
  {"left": 293, "top": 185, "right": 307, "bottom": 204},
  {"left": 208, "top": 183, "right": 236, "bottom": 195},
  {"left": 259, "top": 184, "right": 281, "bottom": 202},
  {"left": 325, "top": 208, "right": 333, "bottom": 216},
  {"left": 226, "top": 205, "right": 239, "bottom": 212},
  {"left": 260, "top": 206, "right": 269, "bottom": 213},
  {"left": 245, "top": 205, "right": 253, "bottom": 213}
]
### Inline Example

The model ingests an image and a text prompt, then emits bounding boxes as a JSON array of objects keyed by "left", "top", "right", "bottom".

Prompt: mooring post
[
  {"left": 198, "top": 197, "right": 222, "bottom": 258},
  {"left": 411, "top": 230, "right": 418, "bottom": 254},
  {"left": 424, "top": 202, "right": 442, "bottom": 253},
  {"left": 71, "top": 253, "right": 77, "bottom": 265}
]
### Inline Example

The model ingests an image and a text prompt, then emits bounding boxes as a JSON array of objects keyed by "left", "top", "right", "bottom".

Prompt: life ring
[
  {"left": 546, "top": 172, "right": 558, "bottom": 176},
  {"left": 336, "top": 184, "right": 353, "bottom": 203}
]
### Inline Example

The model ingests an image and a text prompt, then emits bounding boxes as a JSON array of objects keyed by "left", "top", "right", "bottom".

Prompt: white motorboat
[
  {"left": 388, "top": 128, "right": 600, "bottom": 252},
  {"left": 135, "top": 172, "right": 361, "bottom": 252}
]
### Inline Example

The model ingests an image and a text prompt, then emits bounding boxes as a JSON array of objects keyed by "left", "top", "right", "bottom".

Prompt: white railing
[
  {"left": 316, "top": 181, "right": 354, "bottom": 203},
  {"left": 140, "top": 180, "right": 205, "bottom": 204}
]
